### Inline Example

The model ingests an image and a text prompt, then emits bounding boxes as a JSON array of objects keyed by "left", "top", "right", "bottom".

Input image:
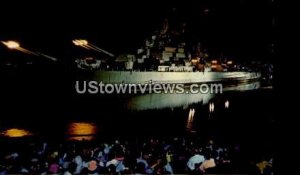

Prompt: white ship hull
[{"left": 93, "top": 71, "right": 261, "bottom": 84}]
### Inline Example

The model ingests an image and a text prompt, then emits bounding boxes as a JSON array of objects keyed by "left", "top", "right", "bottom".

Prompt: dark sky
[{"left": 0, "top": 0, "right": 274, "bottom": 62}]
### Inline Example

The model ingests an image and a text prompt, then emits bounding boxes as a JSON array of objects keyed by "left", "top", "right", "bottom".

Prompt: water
[
  {"left": 0, "top": 128, "right": 33, "bottom": 138},
  {"left": 0, "top": 82, "right": 273, "bottom": 138}
]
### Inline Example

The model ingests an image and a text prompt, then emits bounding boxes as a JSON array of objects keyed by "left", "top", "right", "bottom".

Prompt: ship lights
[
  {"left": 211, "top": 60, "right": 218, "bottom": 64},
  {"left": 227, "top": 61, "right": 233, "bottom": 65},
  {"left": 191, "top": 59, "right": 198, "bottom": 63}
]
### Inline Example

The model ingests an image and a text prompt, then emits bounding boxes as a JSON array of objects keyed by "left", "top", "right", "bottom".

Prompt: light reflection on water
[
  {"left": 1, "top": 82, "right": 263, "bottom": 141},
  {"left": 225, "top": 100, "right": 230, "bottom": 109},
  {"left": 186, "top": 108, "right": 196, "bottom": 132},
  {"left": 209, "top": 102, "right": 215, "bottom": 113},
  {"left": 126, "top": 92, "right": 214, "bottom": 111},
  {"left": 0, "top": 128, "right": 32, "bottom": 138},
  {"left": 67, "top": 122, "right": 98, "bottom": 141},
  {"left": 126, "top": 81, "right": 260, "bottom": 111}
]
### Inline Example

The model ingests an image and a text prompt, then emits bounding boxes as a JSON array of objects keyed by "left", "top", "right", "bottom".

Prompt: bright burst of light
[
  {"left": 2, "top": 40, "right": 36, "bottom": 55},
  {"left": 1, "top": 41, "right": 20, "bottom": 49},
  {"left": 73, "top": 39, "right": 88, "bottom": 46},
  {"left": 2, "top": 40, "right": 58, "bottom": 61},
  {"left": 73, "top": 39, "right": 115, "bottom": 57}
]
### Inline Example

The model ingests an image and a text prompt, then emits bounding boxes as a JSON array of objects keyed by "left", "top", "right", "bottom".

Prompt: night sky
[{"left": 0, "top": 0, "right": 274, "bottom": 62}]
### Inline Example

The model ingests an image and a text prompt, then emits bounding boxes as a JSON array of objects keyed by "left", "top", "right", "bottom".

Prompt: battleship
[{"left": 75, "top": 18, "right": 261, "bottom": 85}]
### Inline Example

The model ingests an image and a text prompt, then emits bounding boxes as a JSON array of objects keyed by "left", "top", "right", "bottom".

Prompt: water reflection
[
  {"left": 224, "top": 81, "right": 260, "bottom": 91},
  {"left": 0, "top": 128, "right": 32, "bottom": 138},
  {"left": 126, "top": 81, "right": 260, "bottom": 111},
  {"left": 225, "top": 100, "right": 229, "bottom": 109},
  {"left": 67, "top": 122, "right": 97, "bottom": 141},
  {"left": 126, "top": 92, "right": 214, "bottom": 111},
  {"left": 209, "top": 103, "right": 215, "bottom": 113},
  {"left": 186, "top": 108, "right": 196, "bottom": 132}
]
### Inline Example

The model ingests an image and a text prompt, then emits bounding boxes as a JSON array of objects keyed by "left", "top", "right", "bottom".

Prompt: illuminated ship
[{"left": 75, "top": 18, "right": 261, "bottom": 84}]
